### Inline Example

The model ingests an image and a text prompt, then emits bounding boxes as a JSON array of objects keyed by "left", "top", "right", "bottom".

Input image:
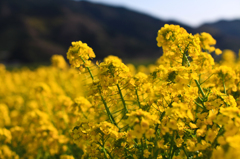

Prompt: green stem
[
  {"left": 141, "top": 139, "right": 144, "bottom": 159},
  {"left": 200, "top": 73, "right": 215, "bottom": 85},
  {"left": 194, "top": 100, "right": 206, "bottom": 111},
  {"left": 100, "top": 133, "right": 114, "bottom": 159},
  {"left": 222, "top": 76, "right": 227, "bottom": 94},
  {"left": 183, "top": 53, "right": 191, "bottom": 67},
  {"left": 212, "top": 126, "right": 225, "bottom": 148},
  {"left": 169, "top": 131, "right": 175, "bottom": 159},
  {"left": 170, "top": 36, "right": 191, "bottom": 67},
  {"left": 80, "top": 56, "right": 94, "bottom": 80},
  {"left": 182, "top": 145, "right": 190, "bottom": 159},
  {"left": 178, "top": 45, "right": 190, "bottom": 67},
  {"left": 194, "top": 79, "right": 206, "bottom": 98},
  {"left": 102, "top": 147, "right": 114, "bottom": 159},
  {"left": 218, "top": 95, "right": 229, "bottom": 107},
  {"left": 81, "top": 56, "right": 119, "bottom": 129},
  {"left": 135, "top": 88, "right": 141, "bottom": 108},
  {"left": 99, "top": 91, "right": 119, "bottom": 129},
  {"left": 87, "top": 67, "right": 94, "bottom": 80},
  {"left": 117, "top": 84, "right": 128, "bottom": 114},
  {"left": 102, "top": 147, "right": 108, "bottom": 159}
]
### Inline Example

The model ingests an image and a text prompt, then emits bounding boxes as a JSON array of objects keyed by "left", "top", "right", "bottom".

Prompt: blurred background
[{"left": 1, "top": 0, "right": 240, "bottom": 66}]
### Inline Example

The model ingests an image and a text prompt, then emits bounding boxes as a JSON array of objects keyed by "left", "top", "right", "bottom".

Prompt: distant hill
[
  {"left": 198, "top": 19, "right": 240, "bottom": 57},
  {"left": 0, "top": 0, "right": 239, "bottom": 64},
  {"left": 200, "top": 20, "right": 240, "bottom": 37}
]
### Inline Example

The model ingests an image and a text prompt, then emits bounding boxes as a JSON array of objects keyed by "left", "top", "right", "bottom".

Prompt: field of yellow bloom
[{"left": 1, "top": 24, "right": 240, "bottom": 159}]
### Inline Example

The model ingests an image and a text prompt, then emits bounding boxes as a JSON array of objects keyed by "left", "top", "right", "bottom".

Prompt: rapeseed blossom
[{"left": 1, "top": 24, "right": 240, "bottom": 159}]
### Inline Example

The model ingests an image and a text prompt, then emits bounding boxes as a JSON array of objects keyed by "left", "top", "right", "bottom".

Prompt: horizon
[{"left": 76, "top": 0, "right": 240, "bottom": 27}]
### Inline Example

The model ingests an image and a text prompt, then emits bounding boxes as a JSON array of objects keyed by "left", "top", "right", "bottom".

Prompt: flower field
[{"left": 1, "top": 24, "right": 240, "bottom": 159}]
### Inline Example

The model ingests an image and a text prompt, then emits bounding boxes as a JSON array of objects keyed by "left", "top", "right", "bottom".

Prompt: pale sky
[{"left": 81, "top": 0, "right": 240, "bottom": 27}]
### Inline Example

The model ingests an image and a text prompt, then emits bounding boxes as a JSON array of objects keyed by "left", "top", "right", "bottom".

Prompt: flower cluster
[
  {"left": 0, "top": 56, "right": 85, "bottom": 158},
  {"left": 66, "top": 41, "right": 95, "bottom": 70},
  {"left": 1, "top": 24, "right": 240, "bottom": 159},
  {"left": 69, "top": 25, "right": 240, "bottom": 159}
]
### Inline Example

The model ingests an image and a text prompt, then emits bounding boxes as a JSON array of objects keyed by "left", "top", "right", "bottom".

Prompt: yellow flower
[
  {"left": 141, "top": 118, "right": 149, "bottom": 131},
  {"left": 189, "top": 122, "right": 198, "bottom": 129},
  {"left": 211, "top": 146, "right": 224, "bottom": 159},
  {"left": 198, "top": 32, "right": 216, "bottom": 52},
  {"left": 226, "top": 135, "right": 240, "bottom": 149},
  {"left": 0, "top": 104, "right": 11, "bottom": 127},
  {"left": 217, "top": 136, "right": 226, "bottom": 145},
  {"left": 60, "top": 155, "right": 75, "bottom": 159},
  {"left": 205, "top": 129, "right": 217, "bottom": 143},
  {"left": 145, "top": 128, "right": 155, "bottom": 139},
  {"left": 224, "top": 121, "right": 238, "bottom": 137},
  {"left": 157, "top": 139, "right": 165, "bottom": 148},
  {"left": 187, "top": 109, "right": 195, "bottom": 121},
  {"left": 0, "top": 128, "right": 12, "bottom": 143},
  {"left": 167, "top": 119, "right": 178, "bottom": 130},
  {"left": 132, "top": 124, "right": 144, "bottom": 139},
  {"left": 133, "top": 154, "right": 138, "bottom": 159},
  {"left": 66, "top": 41, "right": 95, "bottom": 68},
  {"left": 222, "top": 49, "right": 236, "bottom": 63},
  {"left": 0, "top": 145, "right": 19, "bottom": 159},
  {"left": 186, "top": 139, "right": 196, "bottom": 151},
  {"left": 51, "top": 55, "right": 68, "bottom": 69},
  {"left": 215, "top": 48, "right": 222, "bottom": 55},
  {"left": 143, "top": 149, "right": 151, "bottom": 158},
  {"left": 196, "top": 125, "right": 207, "bottom": 137},
  {"left": 220, "top": 107, "right": 240, "bottom": 119},
  {"left": 175, "top": 137, "right": 184, "bottom": 147}
]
